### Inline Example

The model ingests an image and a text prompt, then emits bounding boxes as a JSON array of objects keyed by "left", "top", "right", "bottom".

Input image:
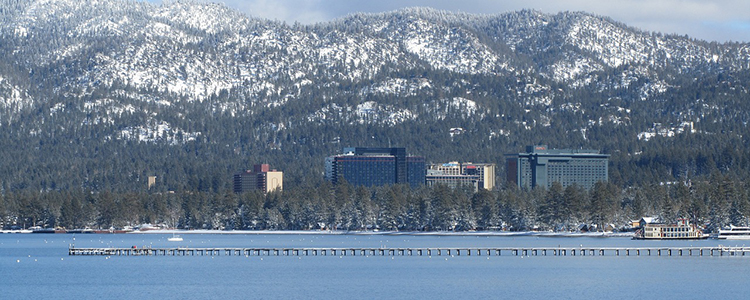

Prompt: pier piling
[{"left": 68, "top": 246, "right": 750, "bottom": 258}]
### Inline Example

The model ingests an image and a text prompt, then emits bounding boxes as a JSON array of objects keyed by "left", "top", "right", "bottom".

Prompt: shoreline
[
  {"left": 0, "top": 229, "right": 633, "bottom": 238},
  {"left": 151, "top": 230, "right": 635, "bottom": 238}
]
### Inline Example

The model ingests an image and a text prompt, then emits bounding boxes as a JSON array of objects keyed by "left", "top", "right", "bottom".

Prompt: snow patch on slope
[{"left": 119, "top": 121, "right": 201, "bottom": 145}]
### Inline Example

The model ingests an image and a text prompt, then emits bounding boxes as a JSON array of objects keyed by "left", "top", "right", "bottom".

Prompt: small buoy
[
  {"left": 61, "top": 258, "right": 64, "bottom": 261},
  {"left": 16, "top": 260, "right": 20, "bottom": 263}
]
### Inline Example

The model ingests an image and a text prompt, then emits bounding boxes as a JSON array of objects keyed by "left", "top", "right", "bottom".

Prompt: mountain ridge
[{"left": 0, "top": 0, "right": 749, "bottom": 191}]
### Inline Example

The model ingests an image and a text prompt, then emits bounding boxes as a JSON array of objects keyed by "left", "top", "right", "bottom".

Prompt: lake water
[{"left": 2, "top": 233, "right": 749, "bottom": 299}]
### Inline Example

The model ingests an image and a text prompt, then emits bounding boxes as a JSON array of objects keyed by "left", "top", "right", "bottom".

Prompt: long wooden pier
[{"left": 68, "top": 246, "right": 750, "bottom": 257}]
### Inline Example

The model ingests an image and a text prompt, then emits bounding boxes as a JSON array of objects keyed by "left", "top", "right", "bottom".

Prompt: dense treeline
[{"left": 3, "top": 173, "right": 748, "bottom": 233}]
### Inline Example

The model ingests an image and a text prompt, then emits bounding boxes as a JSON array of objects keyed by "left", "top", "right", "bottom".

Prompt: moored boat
[
  {"left": 31, "top": 227, "right": 67, "bottom": 234},
  {"left": 716, "top": 225, "right": 750, "bottom": 240},
  {"left": 168, "top": 234, "right": 183, "bottom": 242},
  {"left": 633, "top": 219, "right": 708, "bottom": 240}
]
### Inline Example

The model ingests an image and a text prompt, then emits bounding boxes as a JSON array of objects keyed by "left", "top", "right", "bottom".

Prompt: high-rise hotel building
[
  {"left": 506, "top": 145, "right": 608, "bottom": 190},
  {"left": 234, "top": 164, "right": 283, "bottom": 194},
  {"left": 325, "top": 147, "right": 425, "bottom": 188},
  {"left": 426, "top": 162, "right": 495, "bottom": 191}
]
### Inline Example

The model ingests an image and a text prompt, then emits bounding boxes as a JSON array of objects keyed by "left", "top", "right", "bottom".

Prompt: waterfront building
[
  {"left": 505, "top": 145, "right": 608, "bottom": 190},
  {"left": 426, "top": 162, "right": 495, "bottom": 191},
  {"left": 233, "top": 164, "right": 283, "bottom": 193},
  {"left": 325, "top": 147, "right": 425, "bottom": 187}
]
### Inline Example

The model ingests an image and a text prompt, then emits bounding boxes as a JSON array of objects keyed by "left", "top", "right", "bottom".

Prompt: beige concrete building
[
  {"left": 426, "top": 162, "right": 495, "bottom": 191},
  {"left": 148, "top": 176, "right": 157, "bottom": 189},
  {"left": 234, "top": 164, "right": 283, "bottom": 194}
]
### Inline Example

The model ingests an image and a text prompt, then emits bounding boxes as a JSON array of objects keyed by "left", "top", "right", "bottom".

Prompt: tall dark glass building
[
  {"left": 325, "top": 147, "right": 425, "bottom": 188},
  {"left": 505, "top": 145, "right": 609, "bottom": 190}
]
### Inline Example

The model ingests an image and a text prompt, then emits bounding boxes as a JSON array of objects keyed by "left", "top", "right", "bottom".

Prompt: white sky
[{"left": 151, "top": 0, "right": 750, "bottom": 42}]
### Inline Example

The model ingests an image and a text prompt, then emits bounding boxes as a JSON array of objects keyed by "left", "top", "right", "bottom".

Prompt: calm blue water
[{"left": 1, "top": 233, "right": 748, "bottom": 299}]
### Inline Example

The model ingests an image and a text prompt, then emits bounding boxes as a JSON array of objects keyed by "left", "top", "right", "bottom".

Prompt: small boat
[
  {"left": 167, "top": 234, "right": 183, "bottom": 242},
  {"left": 716, "top": 225, "right": 750, "bottom": 240},
  {"left": 31, "top": 227, "right": 66, "bottom": 234}
]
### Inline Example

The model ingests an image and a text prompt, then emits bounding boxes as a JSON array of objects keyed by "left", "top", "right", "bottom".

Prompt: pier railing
[{"left": 68, "top": 246, "right": 750, "bottom": 257}]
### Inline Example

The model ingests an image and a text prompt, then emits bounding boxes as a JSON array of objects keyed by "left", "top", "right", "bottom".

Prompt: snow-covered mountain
[
  {"left": 2, "top": 1, "right": 747, "bottom": 117},
  {"left": 1, "top": 0, "right": 750, "bottom": 190}
]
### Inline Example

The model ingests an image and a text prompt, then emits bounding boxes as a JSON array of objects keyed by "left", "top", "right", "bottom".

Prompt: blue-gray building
[
  {"left": 505, "top": 145, "right": 609, "bottom": 190},
  {"left": 325, "top": 147, "right": 425, "bottom": 188}
]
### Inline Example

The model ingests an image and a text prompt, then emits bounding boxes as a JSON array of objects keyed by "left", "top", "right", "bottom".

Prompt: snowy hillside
[{"left": 0, "top": 0, "right": 749, "bottom": 192}]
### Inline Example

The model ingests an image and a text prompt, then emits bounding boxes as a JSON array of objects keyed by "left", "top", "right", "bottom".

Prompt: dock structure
[{"left": 69, "top": 246, "right": 750, "bottom": 257}]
